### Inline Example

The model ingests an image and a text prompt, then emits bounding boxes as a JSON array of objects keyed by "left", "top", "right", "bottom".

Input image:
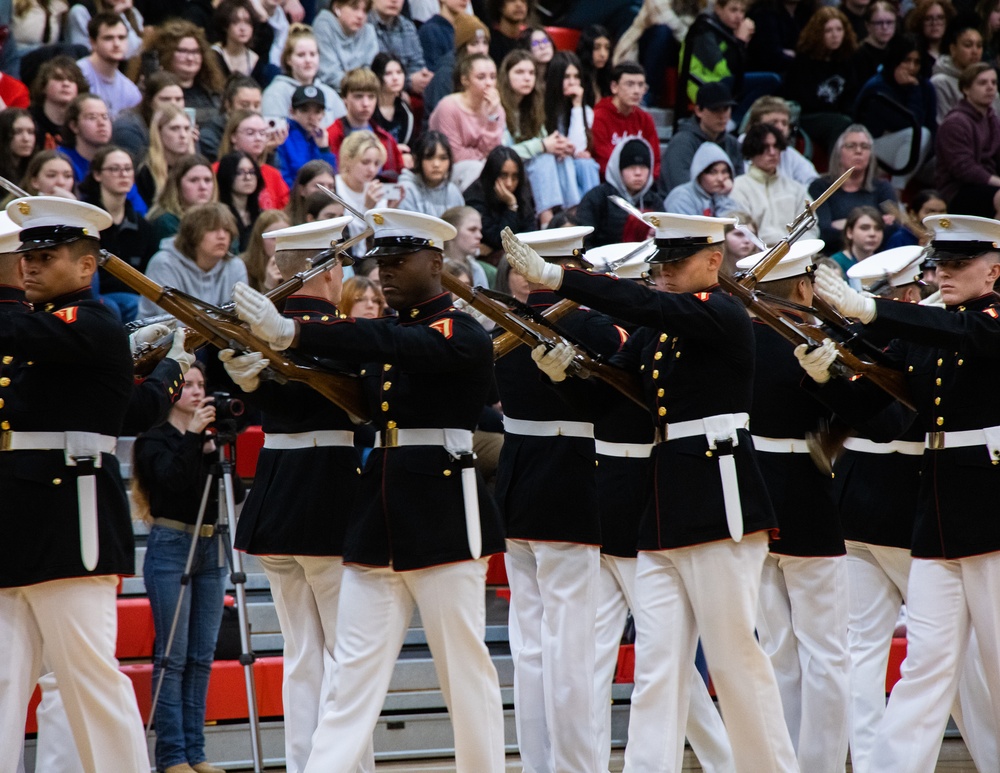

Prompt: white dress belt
[
  {"left": 843, "top": 437, "right": 925, "bottom": 456},
  {"left": 263, "top": 430, "right": 355, "bottom": 449},
  {"left": 595, "top": 440, "right": 654, "bottom": 458},
  {"left": 0, "top": 431, "right": 117, "bottom": 454},
  {"left": 503, "top": 417, "right": 595, "bottom": 439},
  {"left": 658, "top": 413, "right": 751, "bottom": 443},
  {"left": 926, "top": 424, "right": 1000, "bottom": 453},
  {"left": 374, "top": 428, "right": 473, "bottom": 448},
  {"left": 751, "top": 436, "right": 811, "bottom": 454}
]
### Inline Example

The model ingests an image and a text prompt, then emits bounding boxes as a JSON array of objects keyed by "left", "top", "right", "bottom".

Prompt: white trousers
[
  {"left": 595, "top": 554, "right": 735, "bottom": 773},
  {"left": 757, "top": 553, "right": 850, "bottom": 773},
  {"left": 506, "top": 539, "right": 601, "bottom": 773},
  {"left": 862, "top": 552, "right": 1000, "bottom": 773},
  {"left": 303, "top": 560, "right": 505, "bottom": 773},
  {"left": 623, "top": 534, "right": 799, "bottom": 773},
  {"left": 257, "top": 554, "right": 374, "bottom": 773},
  {"left": 0, "top": 576, "right": 148, "bottom": 773}
]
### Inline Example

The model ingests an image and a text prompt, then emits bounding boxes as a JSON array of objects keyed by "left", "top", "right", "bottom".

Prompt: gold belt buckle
[
  {"left": 0, "top": 429, "right": 10, "bottom": 451},
  {"left": 928, "top": 431, "right": 945, "bottom": 450},
  {"left": 200, "top": 524, "right": 215, "bottom": 538},
  {"left": 383, "top": 425, "right": 398, "bottom": 448}
]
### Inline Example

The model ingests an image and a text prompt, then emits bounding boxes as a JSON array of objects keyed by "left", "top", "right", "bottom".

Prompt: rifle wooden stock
[
  {"left": 100, "top": 251, "right": 369, "bottom": 419},
  {"left": 440, "top": 273, "right": 647, "bottom": 410},
  {"left": 719, "top": 274, "right": 915, "bottom": 410},
  {"left": 492, "top": 298, "right": 579, "bottom": 358}
]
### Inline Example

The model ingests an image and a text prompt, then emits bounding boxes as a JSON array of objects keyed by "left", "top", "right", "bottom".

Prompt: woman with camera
[{"left": 135, "top": 362, "right": 240, "bottom": 773}]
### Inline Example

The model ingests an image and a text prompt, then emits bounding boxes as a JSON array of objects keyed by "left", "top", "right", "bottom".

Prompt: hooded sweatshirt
[
  {"left": 591, "top": 96, "right": 662, "bottom": 179},
  {"left": 931, "top": 54, "right": 1000, "bottom": 124},
  {"left": 138, "top": 237, "right": 249, "bottom": 319},
  {"left": 662, "top": 115, "right": 744, "bottom": 192},
  {"left": 397, "top": 167, "right": 465, "bottom": 217},
  {"left": 314, "top": 10, "right": 379, "bottom": 92},
  {"left": 261, "top": 74, "right": 347, "bottom": 129},
  {"left": 577, "top": 135, "right": 662, "bottom": 248},
  {"left": 663, "top": 142, "right": 739, "bottom": 217},
  {"left": 935, "top": 98, "right": 1000, "bottom": 202}
]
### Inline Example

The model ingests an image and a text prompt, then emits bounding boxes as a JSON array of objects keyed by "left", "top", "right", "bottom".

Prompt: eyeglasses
[
  {"left": 530, "top": 37, "right": 552, "bottom": 48},
  {"left": 236, "top": 168, "right": 257, "bottom": 178},
  {"left": 843, "top": 141, "right": 873, "bottom": 151},
  {"left": 175, "top": 47, "right": 202, "bottom": 57},
  {"left": 82, "top": 113, "right": 110, "bottom": 122},
  {"left": 870, "top": 18, "right": 896, "bottom": 26},
  {"left": 240, "top": 128, "right": 269, "bottom": 137},
  {"left": 101, "top": 165, "right": 134, "bottom": 175}
]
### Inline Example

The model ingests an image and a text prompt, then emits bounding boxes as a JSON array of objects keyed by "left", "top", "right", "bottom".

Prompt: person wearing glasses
[
  {"left": 592, "top": 62, "right": 662, "bottom": 180},
  {"left": 80, "top": 145, "right": 158, "bottom": 322},
  {"left": 850, "top": 0, "right": 899, "bottom": 90}
]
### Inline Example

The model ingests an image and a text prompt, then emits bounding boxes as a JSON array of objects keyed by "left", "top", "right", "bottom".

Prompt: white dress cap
[
  {"left": 585, "top": 241, "right": 657, "bottom": 278},
  {"left": 514, "top": 225, "right": 594, "bottom": 259},
  {"left": 736, "top": 238, "right": 826, "bottom": 282},
  {"left": 7, "top": 196, "right": 113, "bottom": 251},
  {"left": 364, "top": 208, "right": 457, "bottom": 257},
  {"left": 0, "top": 212, "right": 23, "bottom": 254},
  {"left": 923, "top": 214, "right": 1000, "bottom": 258},
  {"left": 846, "top": 245, "right": 925, "bottom": 288},
  {"left": 265, "top": 216, "right": 353, "bottom": 251}
]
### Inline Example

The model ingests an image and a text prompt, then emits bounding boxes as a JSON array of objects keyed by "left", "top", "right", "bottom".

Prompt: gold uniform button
[
  {"left": 907, "top": 365, "right": 914, "bottom": 372},
  {"left": 958, "top": 359, "right": 964, "bottom": 366},
  {"left": 356, "top": 467, "right": 362, "bottom": 474},
  {"left": 0, "top": 420, "right": 8, "bottom": 430},
  {"left": 935, "top": 397, "right": 941, "bottom": 405},
  {"left": 386, "top": 420, "right": 397, "bottom": 429},
  {"left": 0, "top": 377, "right": 9, "bottom": 387},
  {"left": 0, "top": 398, "right": 4, "bottom": 408},
  {"left": 654, "top": 351, "right": 663, "bottom": 360},
  {"left": 936, "top": 416, "right": 944, "bottom": 426},
  {"left": 360, "top": 369, "right": 367, "bottom": 376},
  {"left": 443, "top": 469, "right": 452, "bottom": 476},
  {"left": 652, "top": 370, "right": 659, "bottom": 379},
  {"left": 657, "top": 388, "right": 664, "bottom": 397},
  {"left": 658, "top": 407, "right": 666, "bottom": 416},
  {"left": 595, "top": 459, "right": 599, "bottom": 467},
  {"left": 409, "top": 308, "right": 419, "bottom": 318},
  {"left": 1, "top": 355, "right": 10, "bottom": 364},
  {"left": 321, "top": 315, "right": 329, "bottom": 321},
  {"left": 705, "top": 450, "right": 713, "bottom": 458},
  {"left": 937, "top": 358, "right": 943, "bottom": 366},
  {"left": 675, "top": 351, "right": 681, "bottom": 359},
  {"left": 52, "top": 478, "right": 61, "bottom": 485},
  {"left": 659, "top": 333, "right": 667, "bottom": 343},
  {"left": 303, "top": 315, "right": 310, "bottom": 321},
  {"left": 382, "top": 381, "right": 392, "bottom": 391},
  {"left": 384, "top": 363, "right": 392, "bottom": 371},
  {"left": 959, "top": 306, "right": 966, "bottom": 312},
  {"left": 381, "top": 401, "right": 389, "bottom": 412},
  {"left": 936, "top": 378, "right": 942, "bottom": 386}
]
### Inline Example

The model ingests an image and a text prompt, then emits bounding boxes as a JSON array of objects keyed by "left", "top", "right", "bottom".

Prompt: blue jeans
[{"left": 144, "top": 525, "right": 226, "bottom": 770}]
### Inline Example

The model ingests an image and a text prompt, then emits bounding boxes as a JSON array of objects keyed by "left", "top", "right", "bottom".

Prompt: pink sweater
[{"left": 428, "top": 94, "right": 506, "bottom": 163}]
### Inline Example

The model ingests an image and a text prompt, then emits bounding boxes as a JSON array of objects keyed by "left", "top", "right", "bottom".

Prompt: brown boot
[
  {"left": 163, "top": 765, "right": 197, "bottom": 773},
  {"left": 191, "top": 763, "right": 227, "bottom": 773}
]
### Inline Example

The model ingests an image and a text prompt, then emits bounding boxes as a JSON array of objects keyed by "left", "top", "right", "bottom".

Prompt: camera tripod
[{"left": 145, "top": 435, "right": 264, "bottom": 773}]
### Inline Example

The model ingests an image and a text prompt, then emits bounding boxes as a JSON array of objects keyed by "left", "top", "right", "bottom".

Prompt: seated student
[
  {"left": 884, "top": 188, "right": 946, "bottom": 247},
  {"left": 463, "top": 145, "right": 536, "bottom": 257},
  {"left": 731, "top": 122, "right": 819, "bottom": 244},
  {"left": 76, "top": 13, "right": 142, "bottom": 120},
  {"left": 314, "top": 0, "right": 379, "bottom": 93},
  {"left": 931, "top": 16, "right": 998, "bottom": 123},
  {"left": 419, "top": 0, "right": 467, "bottom": 73},
  {"left": 591, "top": 61, "right": 663, "bottom": 180},
  {"left": 680, "top": 0, "right": 758, "bottom": 108},
  {"left": 327, "top": 67, "right": 406, "bottom": 181},
  {"left": 577, "top": 136, "right": 661, "bottom": 248},
  {"left": 398, "top": 131, "right": 465, "bottom": 216},
  {"left": 827, "top": 204, "right": 885, "bottom": 278},
  {"left": 368, "top": 0, "right": 433, "bottom": 95},
  {"left": 664, "top": 142, "right": 740, "bottom": 217},
  {"left": 487, "top": 0, "right": 529, "bottom": 68},
  {"left": 423, "top": 13, "right": 492, "bottom": 129},
  {"left": 662, "top": 82, "right": 743, "bottom": 192},
  {"left": 276, "top": 85, "right": 339, "bottom": 188},
  {"left": 742, "top": 96, "right": 819, "bottom": 187},
  {"left": 147, "top": 154, "right": 219, "bottom": 243}
]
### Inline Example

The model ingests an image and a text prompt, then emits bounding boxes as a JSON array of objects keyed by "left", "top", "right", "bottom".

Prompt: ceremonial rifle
[
  {"left": 98, "top": 250, "right": 370, "bottom": 419},
  {"left": 132, "top": 226, "right": 372, "bottom": 375},
  {"left": 491, "top": 297, "right": 578, "bottom": 358},
  {"left": 317, "top": 184, "right": 646, "bottom": 409}
]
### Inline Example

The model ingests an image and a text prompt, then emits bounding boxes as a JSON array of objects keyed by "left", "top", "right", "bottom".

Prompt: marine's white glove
[
  {"left": 532, "top": 342, "right": 575, "bottom": 383},
  {"left": 814, "top": 264, "right": 877, "bottom": 323},
  {"left": 166, "top": 328, "right": 195, "bottom": 374},
  {"left": 219, "top": 348, "right": 269, "bottom": 392},
  {"left": 919, "top": 289, "right": 945, "bottom": 308},
  {"left": 453, "top": 298, "right": 495, "bottom": 331},
  {"left": 794, "top": 339, "right": 838, "bottom": 384},
  {"left": 502, "top": 227, "right": 563, "bottom": 289},
  {"left": 233, "top": 281, "right": 296, "bottom": 350},
  {"left": 128, "top": 322, "right": 171, "bottom": 355}
]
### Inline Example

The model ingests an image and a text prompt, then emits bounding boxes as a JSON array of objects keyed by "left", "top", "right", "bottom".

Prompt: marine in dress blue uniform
[
  {"left": 0, "top": 197, "right": 149, "bottom": 773},
  {"left": 504, "top": 213, "right": 799, "bottom": 773},
  {"left": 800, "top": 214, "right": 1000, "bottom": 773},
  {"left": 233, "top": 208, "right": 506, "bottom": 773}
]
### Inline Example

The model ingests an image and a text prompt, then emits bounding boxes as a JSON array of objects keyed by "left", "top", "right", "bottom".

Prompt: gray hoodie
[
  {"left": 604, "top": 134, "right": 656, "bottom": 204},
  {"left": 931, "top": 54, "right": 1000, "bottom": 124},
  {"left": 138, "top": 237, "right": 249, "bottom": 319},
  {"left": 397, "top": 168, "right": 465, "bottom": 217},
  {"left": 261, "top": 74, "right": 347, "bottom": 129},
  {"left": 314, "top": 10, "right": 379, "bottom": 92},
  {"left": 663, "top": 142, "right": 739, "bottom": 217}
]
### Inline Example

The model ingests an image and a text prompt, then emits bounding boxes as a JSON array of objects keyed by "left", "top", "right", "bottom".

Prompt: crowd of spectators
[{"left": 1, "top": 0, "right": 998, "bottom": 322}]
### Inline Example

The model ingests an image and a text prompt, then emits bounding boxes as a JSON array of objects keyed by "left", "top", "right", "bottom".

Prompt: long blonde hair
[{"left": 145, "top": 105, "right": 194, "bottom": 203}]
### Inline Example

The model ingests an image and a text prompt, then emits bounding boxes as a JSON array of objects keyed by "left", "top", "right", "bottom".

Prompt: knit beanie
[{"left": 454, "top": 13, "right": 491, "bottom": 51}]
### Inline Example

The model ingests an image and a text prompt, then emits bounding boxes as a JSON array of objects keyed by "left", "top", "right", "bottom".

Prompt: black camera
[{"left": 210, "top": 392, "right": 244, "bottom": 423}]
